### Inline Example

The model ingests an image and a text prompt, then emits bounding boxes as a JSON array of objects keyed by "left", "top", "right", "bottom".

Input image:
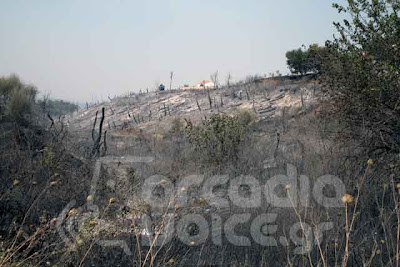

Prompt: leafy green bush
[
  {"left": 184, "top": 111, "right": 254, "bottom": 166},
  {"left": 168, "top": 117, "right": 185, "bottom": 137},
  {"left": 0, "top": 74, "right": 37, "bottom": 124},
  {"left": 317, "top": 3, "right": 400, "bottom": 265},
  {"left": 322, "top": 0, "right": 400, "bottom": 156}
]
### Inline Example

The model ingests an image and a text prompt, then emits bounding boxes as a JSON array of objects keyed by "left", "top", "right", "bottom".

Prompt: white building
[
  {"left": 196, "top": 80, "right": 214, "bottom": 89},
  {"left": 180, "top": 80, "right": 215, "bottom": 90}
]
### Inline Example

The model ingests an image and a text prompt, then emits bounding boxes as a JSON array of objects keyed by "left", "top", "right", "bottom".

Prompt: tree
[
  {"left": 322, "top": 0, "right": 400, "bottom": 156},
  {"left": 307, "top": 44, "right": 328, "bottom": 74},
  {"left": 0, "top": 74, "right": 37, "bottom": 125},
  {"left": 169, "top": 71, "right": 174, "bottom": 90},
  {"left": 226, "top": 72, "right": 232, "bottom": 89},
  {"left": 286, "top": 44, "right": 327, "bottom": 74},
  {"left": 285, "top": 47, "right": 309, "bottom": 74},
  {"left": 210, "top": 71, "right": 219, "bottom": 89}
]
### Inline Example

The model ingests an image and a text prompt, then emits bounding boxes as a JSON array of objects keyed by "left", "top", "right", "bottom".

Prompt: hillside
[
  {"left": 56, "top": 77, "right": 336, "bottom": 266},
  {"left": 1, "top": 74, "right": 398, "bottom": 266},
  {"left": 2, "top": 0, "right": 400, "bottom": 265},
  {"left": 67, "top": 77, "right": 320, "bottom": 157}
]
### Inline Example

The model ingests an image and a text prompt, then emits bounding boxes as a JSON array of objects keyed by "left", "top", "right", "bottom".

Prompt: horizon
[{"left": 0, "top": 0, "right": 344, "bottom": 103}]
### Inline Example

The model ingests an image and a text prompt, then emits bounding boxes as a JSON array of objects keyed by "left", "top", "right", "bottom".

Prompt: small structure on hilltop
[
  {"left": 196, "top": 80, "right": 214, "bottom": 89},
  {"left": 158, "top": 84, "right": 165, "bottom": 91},
  {"left": 180, "top": 80, "right": 215, "bottom": 90}
]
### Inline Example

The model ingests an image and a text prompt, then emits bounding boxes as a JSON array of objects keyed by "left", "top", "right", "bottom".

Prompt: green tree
[
  {"left": 0, "top": 74, "right": 37, "bottom": 124},
  {"left": 307, "top": 44, "right": 328, "bottom": 73},
  {"left": 285, "top": 47, "right": 309, "bottom": 74},
  {"left": 286, "top": 44, "right": 327, "bottom": 75},
  {"left": 322, "top": 0, "right": 400, "bottom": 155}
]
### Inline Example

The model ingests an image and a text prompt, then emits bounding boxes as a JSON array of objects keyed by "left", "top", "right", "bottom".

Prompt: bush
[
  {"left": 184, "top": 111, "right": 254, "bottom": 166},
  {"left": 322, "top": 0, "right": 400, "bottom": 157},
  {"left": 0, "top": 74, "right": 37, "bottom": 125},
  {"left": 317, "top": 2, "right": 400, "bottom": 265}
]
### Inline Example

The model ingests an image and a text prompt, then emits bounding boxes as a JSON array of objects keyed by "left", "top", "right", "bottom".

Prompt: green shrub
[
  {"left": 0, "top": 74, "right": 37, "bottom": 124},
  {"left": 322, "top": 0, "right": 400, "bottom": 156},
  {"left": 168, "top": 117, "right": 184, "bottom": 137},
  {"left": 185, "top": 112, "right": 253, "bottom": 166}
]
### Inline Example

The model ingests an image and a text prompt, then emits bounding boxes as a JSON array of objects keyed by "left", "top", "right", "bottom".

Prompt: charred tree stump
[{"left": 91, "top": 107, "right": 106, "bottom": 158}]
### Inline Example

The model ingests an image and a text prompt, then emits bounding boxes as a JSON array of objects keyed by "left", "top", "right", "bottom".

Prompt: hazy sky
[{"left": 0, "top": 0, "right": 344, "bottom": 102}]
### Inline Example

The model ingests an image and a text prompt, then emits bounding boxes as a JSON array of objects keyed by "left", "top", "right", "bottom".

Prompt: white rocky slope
[{"left": 67, "top": 78, "right": 320, "bottom": 156}]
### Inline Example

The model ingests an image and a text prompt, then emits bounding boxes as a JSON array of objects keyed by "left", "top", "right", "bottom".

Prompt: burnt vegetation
[{"left": 0, "top": 1, "right": 400, "bottom": 266}]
